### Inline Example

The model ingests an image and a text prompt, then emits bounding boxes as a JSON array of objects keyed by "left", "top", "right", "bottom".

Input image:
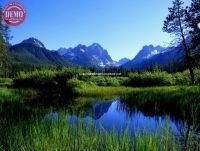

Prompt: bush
[
  {"left": 172, "top": 71, "right": 191, "bottom": 85},
  {"left": 13, "top": 67, "right": 90, "bottom": 89},
  {"left": 87, "top": 76, "right": 121, "bottom": 86},
  {"left": 194, "top": 70, "right": 200, "bottom": 84},
  {"left": 127, "top": 71, "right": 173, "bottom": 87},
  {"left": 14, "top": 70, "right": 56, "bottom": 88},
  {"left": 66, "top": 78, "right": 83, "bottom": 88}
]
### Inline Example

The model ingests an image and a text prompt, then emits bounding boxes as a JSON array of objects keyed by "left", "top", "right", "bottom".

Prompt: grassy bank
[
  {"left": 74, "top": 85, "right": 200, "bottom": 123},
  {"left": 74, "top": 84, "right": 200, "bottom": 97},
  {"left": 74, "top": 83, "right": 136, "bottom": 97}
]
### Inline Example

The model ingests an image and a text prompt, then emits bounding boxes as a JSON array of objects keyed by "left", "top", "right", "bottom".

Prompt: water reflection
[{"left": 44, "top": 98, "right": 186, "bottom": 138}]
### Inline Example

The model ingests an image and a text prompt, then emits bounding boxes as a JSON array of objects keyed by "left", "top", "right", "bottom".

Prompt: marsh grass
[
  {"left": 74, "top": 83, "right": 138, "bottom": 97},
  {"left": 0, "top": 86, "right": 200, "bottom": 151},
  {"left": 74, "top": 84, "right": 200, "bottom": 98},
  {"left": 0, "top": 78, "right": 13, "bottom": 86},
  {"left": 0, "top": 88, "right": 23, "bottom": 103},
  {"left": 0, "top": 88, "right": 37, "bottom": 103},
  {"left": 1, "top": 112, "right": 199, "bottom": 151}
]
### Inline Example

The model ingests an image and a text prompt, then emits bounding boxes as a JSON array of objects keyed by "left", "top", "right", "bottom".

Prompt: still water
[{"left": 43, "top": 98, "right": 186, "bottom": 138}]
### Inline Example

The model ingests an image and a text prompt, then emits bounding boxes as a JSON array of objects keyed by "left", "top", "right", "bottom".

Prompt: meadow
[{"left": 0, "top": 68, "right": 200, "bottom": 151}]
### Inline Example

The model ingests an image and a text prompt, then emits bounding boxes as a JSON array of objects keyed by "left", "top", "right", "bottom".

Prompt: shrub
[
  {"left": 14, "top": 70, "right": 56, "bottom": 88},
  {"left": 88, "top": 76, "right": 121, "bottom": 86},
  {"left": 194, "top": 70, "right": 200, "bottom": 84},
  {"left": 127, "top": 71, "right": 173, "bottom": 87},
  {"left": 66, "top": 78, "right": 83, "bottom": 88},
  {"left": 172, "top": 71, "right": 191, "bottom": 85},
  {"left": 13, "top": 67, "right": 90, "bottom": 89}
]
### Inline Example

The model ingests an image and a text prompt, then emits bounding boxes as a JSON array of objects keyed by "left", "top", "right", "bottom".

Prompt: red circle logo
[{"left": 2, "top": 2, "right": 26, "bottom": 26}]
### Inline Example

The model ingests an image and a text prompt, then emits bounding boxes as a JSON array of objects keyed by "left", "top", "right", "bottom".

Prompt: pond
[
  {"left": 43, "top": 97, "right": 193, "bottom": 140},
  {"left": 0, "top": 88, "right": 199, "bottom": 150}
]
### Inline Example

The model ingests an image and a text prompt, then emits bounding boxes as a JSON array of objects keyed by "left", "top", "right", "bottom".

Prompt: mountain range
[
  {"left": 123, "top": 45, "right": 184, "bottom": 70},
  {"left": 9, "top": 37, "right": 184, "bottom": 70},
  {"left": 57, "top": 43, "right": 114, "bottom": 67}
]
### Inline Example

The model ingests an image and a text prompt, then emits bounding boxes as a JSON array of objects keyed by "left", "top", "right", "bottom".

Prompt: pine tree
[
  {"left": 163, "top": 0, "right": 195, "bottom": 83},
  {"left": 0, "top": 7, "right": 12, "bottom": 77},
  {"left": 186, "top": 0, "right": 200, "bottom": 66}
]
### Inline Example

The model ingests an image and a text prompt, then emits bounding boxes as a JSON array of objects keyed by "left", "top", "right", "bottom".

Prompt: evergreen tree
[
  {"left": 0, "top": 7, "right": 12, "bottom": 77},
  {"left": 163, "top": 0, "right": 195, "bottom": 83},
  {"left": 186, "top": 0, "right": 200, "bottom": 66}
]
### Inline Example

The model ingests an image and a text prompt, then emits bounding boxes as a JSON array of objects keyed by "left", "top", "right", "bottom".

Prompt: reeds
[{"left": 1, "top": 113, "right": 199, "bottom": 151}]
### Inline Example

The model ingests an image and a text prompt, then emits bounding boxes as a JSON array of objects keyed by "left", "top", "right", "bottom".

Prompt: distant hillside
[
  {"left": 9, "top": 38, "right": 69, "bottom": 67},
  {"left": 123, "top": 45, "right": 184, "bottom": 70}
]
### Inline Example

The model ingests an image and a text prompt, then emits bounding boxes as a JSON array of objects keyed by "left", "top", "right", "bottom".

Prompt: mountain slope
[
  {"left": 123, "top": 45, "right": 184, "bottom": 70},
  {"left": 114, "top": 58, "right": 130, "bottom": 67},
  {"left": 9, "top": 38, "right": 69, "bottom": 67},
  {"left": 60, "top": 44, "right": 98, "bottom": 67},
  {"left": 86, "top": 43, "right": 113, "bottom": 67}
]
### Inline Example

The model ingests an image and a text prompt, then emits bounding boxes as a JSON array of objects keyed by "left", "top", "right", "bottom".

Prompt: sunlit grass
[
  {"left": 0, "top": 78, "right": 13, "bottom": 86},
  {"left": 74, "top": 84, "right": 136, "bottom": 97},
  {"left": 0, "top": 87, "right": 37, "bottom": 103},
  {"left": 74, "top": 84, "right": 200, "bottom": 97}
]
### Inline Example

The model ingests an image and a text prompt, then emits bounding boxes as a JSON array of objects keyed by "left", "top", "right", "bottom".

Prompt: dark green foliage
[
  {"left": 127, "top": 71, "right": 173, "bottom": 86},
  {"left": 187, "top": 0, "right": 200, "bottom": 51},
  {"left": 163, "top": 0, "right": 195, "bottom": 83},
  {"left": 10, "top": 62, "right": 58, "bottom": 77},
  {"left": 126, "top": 70, "right": 200, "bottom": 87},
  {"left": 86, "top": 76, "right": 124, "bottom": 86},
  {"left": 13, "top": 67, "right": 200, "bottom": 90},
  {"left": 0, "top": 9, "right": 12, "bottom": 78},
  {"left": 66, "top": 78, "right": 83, "bottom": 90},
  {"left": 13, "top": 67, "right": 90, "bottom": 90},
  {"left": 121, "top": 86, "right": 200, "bottom": 117}
]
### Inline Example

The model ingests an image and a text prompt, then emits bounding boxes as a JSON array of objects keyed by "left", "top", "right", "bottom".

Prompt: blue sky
[{"left": 1, "top": 0, "right": 191, "bottom": 61}]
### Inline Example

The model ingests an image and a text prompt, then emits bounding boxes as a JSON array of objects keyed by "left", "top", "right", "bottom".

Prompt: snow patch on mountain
[{"left": 145, "top": 49, "right": 159, "bottom": 59}]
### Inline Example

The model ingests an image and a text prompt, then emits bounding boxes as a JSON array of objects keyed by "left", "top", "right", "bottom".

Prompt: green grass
[
  {"left": 127, "top": 70, "right": 200, "bottom": 86},
  {"left": 74, "top": 83, "right": 136, "bottom": 97},
  {"left": 0, "top": 78, "right": 13, "bottom": 86},
  {"left": 1, "top": 113, "right": 199, "bottom": 151},
  {"left": 74, "top": 83, "right": 200, "bottom": 97},
  {"left": 0, "top": 88, "right": 23, "bottom": 103},
  {"left": 0, "top": 87, "right": 37, "bottom": 104},
  {"left": 0, "top": 86, "right": 200, "bottom": 151},
  {"left": 12, "top": 68, "right": 200, "bottom": 90}
]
